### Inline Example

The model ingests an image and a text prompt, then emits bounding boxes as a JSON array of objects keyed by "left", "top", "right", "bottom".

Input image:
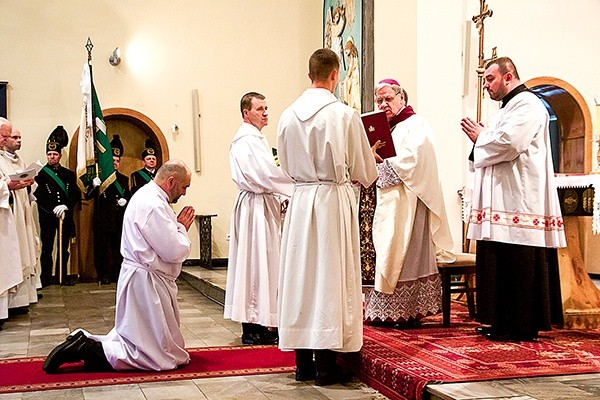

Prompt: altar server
[
  {"left": 224, "top": 92, "right": 294, "bottom": 345},
  {"left": 276, "top": 48, "right": 377, "bottom": 386},
  {"left": 461, "top": 57, "right": 566, "bottom": 341}
]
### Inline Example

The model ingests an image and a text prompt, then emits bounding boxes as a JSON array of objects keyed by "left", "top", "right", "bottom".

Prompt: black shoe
[
  {"left": 61, "top": 276, "right": 77, "bottom": 286},
  {"left": 263, "top": 329, "right": 279, "bottom": 344},
  {"left": 42, "top": 331, "right": 88, "bottom": 373},
  {"left": 100, "top": 278, "right": 111, "bottom": 285},
  {"left": 241, "top": 333, "right": 278, "bottom": 345},
  {"left": 296, "top": 368, "right": 316, "bottom": 381},
  {"left": 82, "top": 341, "right": 113, "bottom": 372},
  {"left": 241, "top": 333, "right": 261, "bottom": 345},
  {"left": 475, "top": 326, "right": 492, "bottom": 335},
  {"left": 295, "top": 349, "right": 316, "bottom": 381},
  {"left": 315, "top": 369, "right": 353, "bottom": 386},
  {"left": 314, "top": 349, "right": 353, "bottom": 386},
  {"left": 484, "top": 331, "right": 511, "bottom": 341},
  {"left": 8, "top": 306, "right": 29, "bottom": 316}
]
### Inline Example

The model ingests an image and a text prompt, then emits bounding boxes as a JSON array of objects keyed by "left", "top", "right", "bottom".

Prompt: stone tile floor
[
  {"left": 0, "top": 275, "right": 387, "bottom": 400},
  {"left": 2, "top": 269, "right": 600, "bottom": 400}
]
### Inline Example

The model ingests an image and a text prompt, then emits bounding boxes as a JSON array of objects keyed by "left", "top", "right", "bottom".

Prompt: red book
[{"left": 361, "top": 110, "right": 396, "bottom": 159}]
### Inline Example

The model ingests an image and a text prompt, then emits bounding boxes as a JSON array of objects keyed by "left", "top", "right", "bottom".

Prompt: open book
[
  {"left": 9, "top": 160, "right": 44, "bottom": 181},
  {"left": 361, "top": 110, "right": 396, "bottom": 159}
]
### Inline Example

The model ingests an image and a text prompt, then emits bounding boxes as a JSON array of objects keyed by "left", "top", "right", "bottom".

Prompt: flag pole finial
[{"left": 85, "top": 37, "right": 94, "bottom": 63}]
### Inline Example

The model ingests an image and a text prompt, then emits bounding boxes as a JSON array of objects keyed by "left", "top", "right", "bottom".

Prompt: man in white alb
[
  {"left": 277, "top": 48, "right": 377, "bottom": 386},
  {"left": 0, "top": 120, "right": 39, "bottom": 312},
  {"left": 43, "top": 160, "right": 195, "bottom": 372},
  {"left": 0, "top": 118, "right": 26, "bottom": 329},
  {"left": 224, "top": 92, "right": 294, "bottom": 345}
]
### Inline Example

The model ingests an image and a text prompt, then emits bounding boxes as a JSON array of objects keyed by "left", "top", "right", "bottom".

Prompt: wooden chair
[{"left": 437, "top": 253, "right": 476, "bottom": 327}]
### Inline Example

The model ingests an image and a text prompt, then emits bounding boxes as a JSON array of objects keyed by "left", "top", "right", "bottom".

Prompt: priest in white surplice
[
  {"left": 0, "top": 122, "right": 39, "bottom": 313},
  {"left": 224, "top": 92, "right": 294, "bottom": 345},
  {"left": 461, "top": 57, "right": 566, "bottom": 342},
  {"left": 43, "top": 160, "right": 195, "bottom": 373},
  {"left": 0, "top": 119, "right": 26, "bottom": 327},
  {"left": 364, "top": 80, "right": 455, "bottom": 325},
  {"left": 277, "top": 49, "right": 377, "bottom": 386}
]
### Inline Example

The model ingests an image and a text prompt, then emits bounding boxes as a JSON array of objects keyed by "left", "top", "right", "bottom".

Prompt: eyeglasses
[{"left": 375, "top": 93, "right": 400, "bottom": 105}]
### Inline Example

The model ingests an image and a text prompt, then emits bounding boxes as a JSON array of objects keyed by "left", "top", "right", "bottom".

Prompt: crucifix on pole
[
  {"left": 460, "top": 1, "right": 497, "bottom": 253},
  {"left": 472, "top": 0, "right": 497, "bottom": 122}
]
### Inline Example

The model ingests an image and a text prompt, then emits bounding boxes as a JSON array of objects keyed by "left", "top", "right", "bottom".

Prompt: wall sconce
[{"left": 109, "top": 47, "right": 121, "bottom": 66}]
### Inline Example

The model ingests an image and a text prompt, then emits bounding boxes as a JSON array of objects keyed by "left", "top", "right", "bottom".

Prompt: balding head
[
  {"left": 155, "top": 159, "right": 192, "bottom": 203},
  {"left": 0, "top": 117, "right": 12, "bottom": 147},
  {"left": 0, "top": 117, "right": 11, "bottom": 136}
]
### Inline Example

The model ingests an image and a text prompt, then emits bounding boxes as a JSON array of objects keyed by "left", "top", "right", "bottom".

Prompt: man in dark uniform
[
  {"left": 34, "top": 126, "right": 81, "bottom": 286},
  {"left": 93, "top": 134, "right": 130, "bottom": 285},
  {"left": 130, "top": 139, "right": 158, "bottom": 195}
]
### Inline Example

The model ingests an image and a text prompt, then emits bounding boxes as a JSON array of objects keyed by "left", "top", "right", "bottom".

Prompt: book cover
[{"left": 361, "top": 110, "right": 396, "bottom": 159}]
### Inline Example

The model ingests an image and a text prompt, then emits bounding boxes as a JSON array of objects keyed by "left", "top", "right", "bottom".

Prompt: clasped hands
[
  {"left": 460, "top": 117, "right": 484, "bottom": 143},
  {"left": 53, "top": 205, "right": 68, "bottom": 219},
  {"left": 177, "top": 206, "right": 195, "bottom": 231}
]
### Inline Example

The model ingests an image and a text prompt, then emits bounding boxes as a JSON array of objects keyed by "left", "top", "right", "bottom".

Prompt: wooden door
[{"left": 68, "top": 108, "right": 169, "bottom": 281}]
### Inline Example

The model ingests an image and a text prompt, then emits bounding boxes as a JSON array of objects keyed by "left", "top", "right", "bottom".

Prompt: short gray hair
[
  {"left": 374, "top": 82, "right": 406, "bottom": 103},
  {"left": 155, "top": 159, "right": 191, "bottom": 183}
]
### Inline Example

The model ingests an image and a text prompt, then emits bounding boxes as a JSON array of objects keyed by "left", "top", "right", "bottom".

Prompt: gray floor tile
[{"left": 139, "top": 380, "right": 207, "bottom": 399}]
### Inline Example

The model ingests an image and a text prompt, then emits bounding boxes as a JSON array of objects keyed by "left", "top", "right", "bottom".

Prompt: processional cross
[
  {"left": 461, "top": 1, "right": 497, "bottom": 252},
  {"left": 472, "top": 0, "right": 497, "bottom": 121}
]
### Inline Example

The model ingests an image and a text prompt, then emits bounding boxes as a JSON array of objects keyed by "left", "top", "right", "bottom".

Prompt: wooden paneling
[{"left": 67, "top": 108, "right": 168, "bottom": 281}]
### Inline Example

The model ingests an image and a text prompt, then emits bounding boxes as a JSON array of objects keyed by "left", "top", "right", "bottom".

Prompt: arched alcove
[
  {"left": 67, "top": 108, "right": 168, "bottom": 281},
  {"left": 526, "top": 77, "right": 592, "bottom": 174}
]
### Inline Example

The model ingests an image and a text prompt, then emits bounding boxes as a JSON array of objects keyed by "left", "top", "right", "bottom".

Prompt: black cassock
[{"left": 93, "top": 171, "right": 130, "bottom": 283}]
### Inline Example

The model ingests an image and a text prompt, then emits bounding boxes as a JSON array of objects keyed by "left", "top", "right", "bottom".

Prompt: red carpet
[
  {"left": 349, "top": 304, "right": 600, "bottom": 400},
  {"left": 0, "top": 345, "right": 294, "bottom": 394}
]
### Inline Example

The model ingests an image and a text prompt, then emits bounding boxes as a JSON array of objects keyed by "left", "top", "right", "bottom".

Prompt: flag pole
[{"left": 85, "top": 38, "right": 100, "bottom": 182}]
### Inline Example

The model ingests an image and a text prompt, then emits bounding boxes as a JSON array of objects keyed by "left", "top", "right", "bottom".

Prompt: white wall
[{"left": 0, "top": 0, "right": 323, "bottom": 259}]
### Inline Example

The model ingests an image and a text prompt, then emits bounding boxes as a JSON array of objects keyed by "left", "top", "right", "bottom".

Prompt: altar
[{"left": 554, "top": 174, "right": 600, "bottom": 328}]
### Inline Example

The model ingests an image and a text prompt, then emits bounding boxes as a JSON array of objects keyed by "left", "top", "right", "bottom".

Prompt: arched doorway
[
  {"left": 526, "top": 77, "right": 593, "bottom": 173},
  {"left": 526, "top": 78, "right": 600, "bottom": 328},
  {"left": 68, "top": 108, "right": 169, "bottom": 281}
]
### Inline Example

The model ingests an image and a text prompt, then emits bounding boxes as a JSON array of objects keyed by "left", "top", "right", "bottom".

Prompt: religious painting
[{"left": 323, "top": 0, "right": 373, "bottom": 113}]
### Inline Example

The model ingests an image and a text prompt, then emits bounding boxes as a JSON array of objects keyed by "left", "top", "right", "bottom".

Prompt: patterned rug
[
  {"left": 0, "top": 345, "right": 295, "bottom": 394},
  {"left": 348, "top": 304, "right": 600, "bottom": 400}
]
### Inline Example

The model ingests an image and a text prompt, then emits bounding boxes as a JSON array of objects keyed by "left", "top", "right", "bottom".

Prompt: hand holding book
[{"left": 361, "top": 110, "right": 396, "bottom": 159}]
